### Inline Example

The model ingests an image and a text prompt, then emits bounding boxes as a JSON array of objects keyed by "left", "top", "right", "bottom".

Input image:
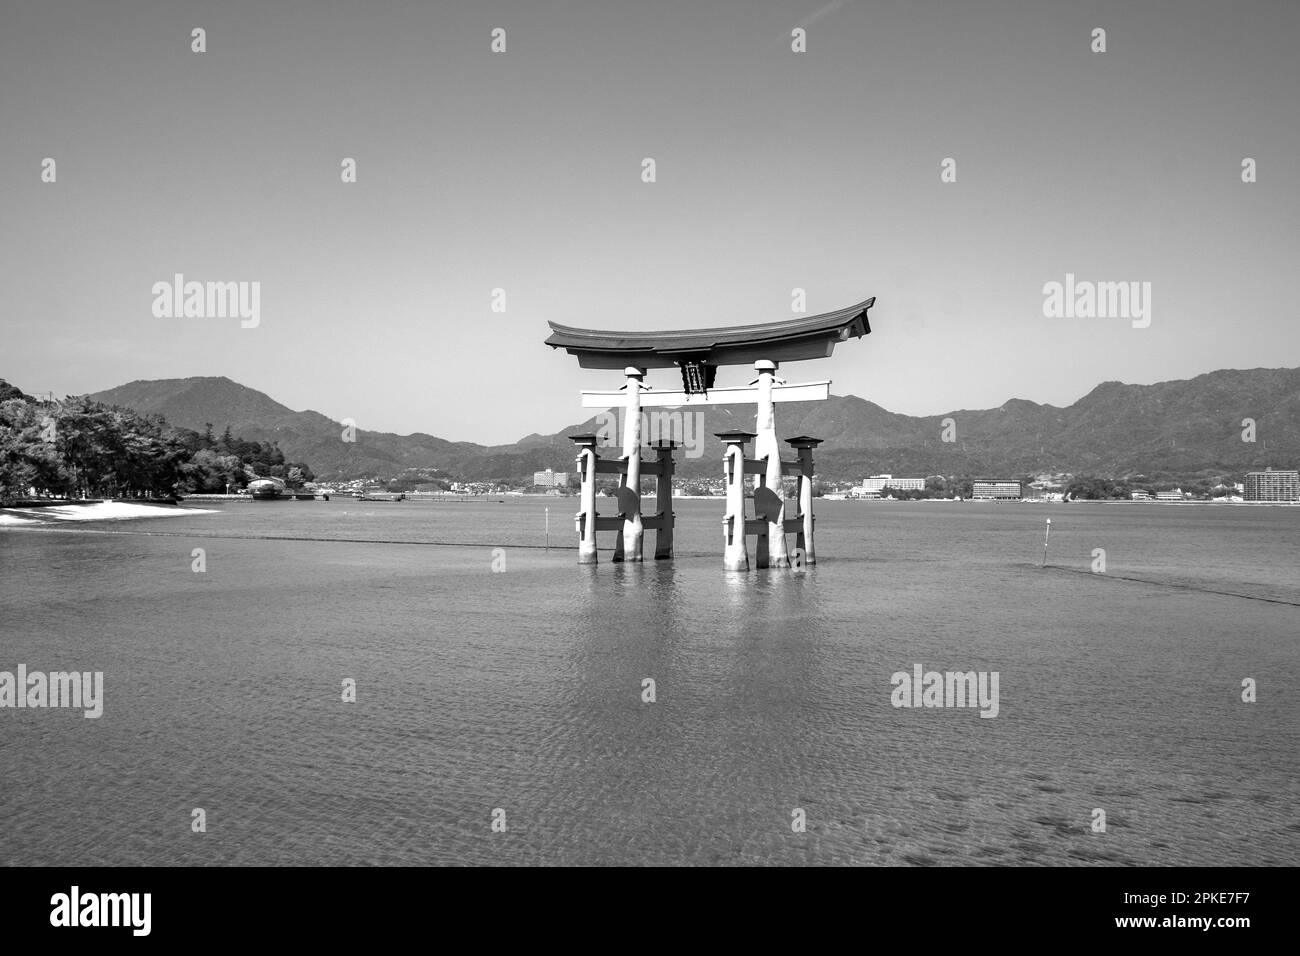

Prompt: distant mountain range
[{"left": 83, "top": 369, "right": 1300, "bottom": 481}]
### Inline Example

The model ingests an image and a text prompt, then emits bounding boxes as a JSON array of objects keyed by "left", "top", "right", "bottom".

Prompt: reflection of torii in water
[{"left": 545, "top": 298, "right": 873, "bottom": 569}]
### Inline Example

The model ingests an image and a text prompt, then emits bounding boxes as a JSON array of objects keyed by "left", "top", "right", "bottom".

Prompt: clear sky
[{"left": 3, "top": 0, "right": 1297, "bottom": 443}]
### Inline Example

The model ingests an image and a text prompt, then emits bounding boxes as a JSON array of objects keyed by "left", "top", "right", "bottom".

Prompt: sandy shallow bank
[{"left": 0, "top": 501, "right": 216, "bottom": 525}]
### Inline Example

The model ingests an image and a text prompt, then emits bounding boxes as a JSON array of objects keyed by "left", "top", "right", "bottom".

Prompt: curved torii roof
[{"left": 544, "top": 297, "right": 873, "bottom": 369}]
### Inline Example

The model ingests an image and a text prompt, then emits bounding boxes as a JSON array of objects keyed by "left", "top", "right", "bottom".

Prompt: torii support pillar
[
  {"left": 650, "top": 440, "right": 676, "bottom": 560},
  {"left": 754, "top": 360, "right": 791, "bottom": 568},
  {"left": 786, "top": 436, "right": 822, "bottom": 565},
  {"left": 613, "top": 366, "right": 646, "bottom": 563},
  {"left": 570, "top": 434, "right": 599, "bottom": 564},
  {"left": 717, "top": 431, "right": 754, "bottom": 571}
]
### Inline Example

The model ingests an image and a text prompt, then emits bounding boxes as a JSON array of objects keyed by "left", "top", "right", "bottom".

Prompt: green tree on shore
[{"left": 0, "top": 380, "right": 317, "bottom": 504}]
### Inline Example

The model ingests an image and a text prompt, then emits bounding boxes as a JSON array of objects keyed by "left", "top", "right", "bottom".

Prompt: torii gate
[{"left": 544, "top": 297, "right": 873, "bottom": 569}]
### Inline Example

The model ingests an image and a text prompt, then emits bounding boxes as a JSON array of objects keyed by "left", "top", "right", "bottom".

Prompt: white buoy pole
[
  {"left": 545, "top": 506, "right": 549, "bottom": 551},
  {"left": 1042, "top": 518, "right": 1051, "bottom": 566}
]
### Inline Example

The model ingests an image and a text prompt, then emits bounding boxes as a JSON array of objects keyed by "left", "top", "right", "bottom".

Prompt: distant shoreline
[{"left": 4, "top": 496, "right": 1295, "bottom": 529}]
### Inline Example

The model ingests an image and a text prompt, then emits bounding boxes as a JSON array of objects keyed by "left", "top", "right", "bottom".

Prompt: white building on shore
[
  {"left": 971, "top": 479, "right": 1022, "bottom": 500},
  {"left": 851, "top": 474, "right": 925, "bottom": 497},
  {"left": 532, "top": 468, "right": 572, "bottom": 488}
]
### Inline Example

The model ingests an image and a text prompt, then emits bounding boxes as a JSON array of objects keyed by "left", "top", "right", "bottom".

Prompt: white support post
[
  {"left": 754, "top": 360, "right": 790, "bottom": 568},
  {"left": 718, "top": 432, "right": 753, "bottom": 571},
  {"left": 787, "top": 437, "right": 822, "bottom": 565},
  {"left": 652, "top": 440, "right": 675, "bottom": 560},
  {"left": 570, "top": 435, "right": 599, "bottom": 564},
  {"left": 800, "top": 456, "right": 814, "bottom": 564},
  {"left": 614, "top": 366, "right": 646, "bottom": 562}
]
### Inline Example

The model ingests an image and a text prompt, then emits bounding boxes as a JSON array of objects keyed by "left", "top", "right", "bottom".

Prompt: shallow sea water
[{"left": 1, "top": 498, "right": 1296, "bottom": 865}]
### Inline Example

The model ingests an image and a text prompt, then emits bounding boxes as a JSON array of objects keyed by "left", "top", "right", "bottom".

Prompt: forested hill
[{"left": 82, "top": 368, "right": 1300, "bottom": 482}]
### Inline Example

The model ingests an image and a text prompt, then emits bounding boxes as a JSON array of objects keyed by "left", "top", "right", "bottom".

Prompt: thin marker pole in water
[
  {"left": 545, "top": 507, "right": 549, "bottom": 551},
  {"left": 1041, "top": 518, "right": 1051, "bottom": 567}
]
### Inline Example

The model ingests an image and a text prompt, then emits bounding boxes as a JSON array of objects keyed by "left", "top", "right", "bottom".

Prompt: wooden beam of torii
[
  {"left": 578, "top": 380, "right": 830, "bottom": 408},
  {"left": 545, "top": 298, "right": 873, "bottom": 568}
]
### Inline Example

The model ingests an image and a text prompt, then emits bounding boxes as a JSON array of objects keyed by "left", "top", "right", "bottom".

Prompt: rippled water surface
[{"left": 2, "top": 498, "right": 1297, "bottom": 865}]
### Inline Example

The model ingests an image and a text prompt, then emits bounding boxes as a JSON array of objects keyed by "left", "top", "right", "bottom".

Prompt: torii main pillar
[
  {"left": 753, "top": 359, "right": 790, "bottom": 568},
  {"left": 612, "top": 366, "right": 645, "bottom": 562}
]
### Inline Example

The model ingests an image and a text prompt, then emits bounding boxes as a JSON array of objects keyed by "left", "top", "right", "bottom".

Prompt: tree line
[{"left": 0, "top": 380, "right": 314, "bottom": 504}]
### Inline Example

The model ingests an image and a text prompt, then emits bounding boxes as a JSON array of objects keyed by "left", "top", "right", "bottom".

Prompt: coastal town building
[
  {"left": 971, "top": 479, "right": 1021, "bottom": 500},
  {"left": 1244, "top": 469, "right": 1300, "bottom": 502},
  {"left": 532, "top": 468, "right": 573, "bottom": 488},
  {"left": 1155, "top": 489, "right": 1185, "bottom": 501},
  {"left": 852, "top": 474, "right": 925, "bottom": 497}
]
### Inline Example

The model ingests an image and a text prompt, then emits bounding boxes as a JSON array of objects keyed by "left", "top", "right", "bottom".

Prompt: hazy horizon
[{"left": 4, "top": 0, "right": 1297, "bottom": 443}]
